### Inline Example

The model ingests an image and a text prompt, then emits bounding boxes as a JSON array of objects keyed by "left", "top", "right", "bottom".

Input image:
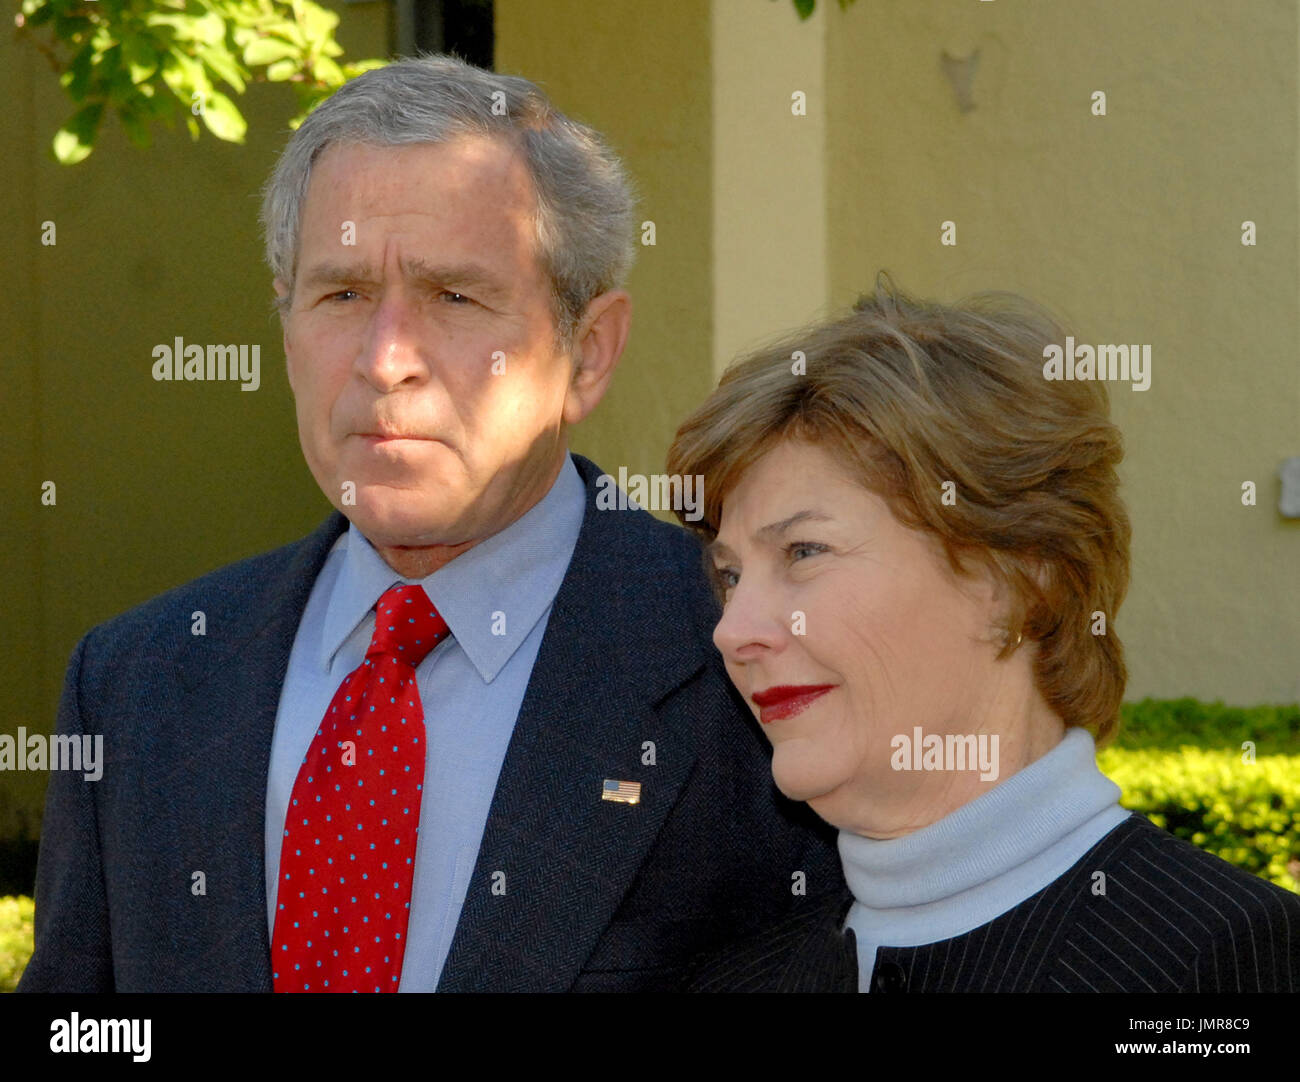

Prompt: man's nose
[{"left": 355, "top": 290, "right": 428, "bottom": 392}]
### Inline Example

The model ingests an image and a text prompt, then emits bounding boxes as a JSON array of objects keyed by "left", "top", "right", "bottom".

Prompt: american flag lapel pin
[{"left": 601, "top": 778, "right": 641, "bottom": 805}]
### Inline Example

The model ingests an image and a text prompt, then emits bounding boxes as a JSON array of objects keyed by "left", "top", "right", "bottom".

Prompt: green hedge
[
  {"left": 1098, "top": 747, "right": 1299, "bottom": 892},
  {"left": 0, "top": 895, "right": 33, "bottom": 993},
  {"left": 1114, "top": 697, "right": 1300, "bottom": 754},
  {"left": 1100, "top": 698, "right": 1300, "bottom": 894}
]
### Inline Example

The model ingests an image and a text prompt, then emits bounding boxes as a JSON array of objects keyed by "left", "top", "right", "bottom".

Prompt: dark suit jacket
[
  {"left": 687, "top": 812, "right": 1300, "bottom": 992},
  {"left": 19, "top": 452, "right": 842, "bottom": 992}
]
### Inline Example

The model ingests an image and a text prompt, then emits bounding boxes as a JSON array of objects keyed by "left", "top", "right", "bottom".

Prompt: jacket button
[{"left": 872, "top": 960, "right": 907, "bottom": 993}]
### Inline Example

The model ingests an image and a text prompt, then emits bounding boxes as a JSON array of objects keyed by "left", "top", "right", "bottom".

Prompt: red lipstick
[{"left": 751, "top": 685, "right": 835, "bottom": 724}]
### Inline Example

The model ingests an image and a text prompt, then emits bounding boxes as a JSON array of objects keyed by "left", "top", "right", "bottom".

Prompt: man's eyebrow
[
  {"left": 297, "top": 258, "right": 507, "bottom": 296},
  {"left": 707, "top": 510, "right": 835, "bottom": 560},
  {"left": 401, "top": 257, "right": 504, "bottom": 294},
  {"left": 298, "top": 261, "right": 379, "bottom": 289}
]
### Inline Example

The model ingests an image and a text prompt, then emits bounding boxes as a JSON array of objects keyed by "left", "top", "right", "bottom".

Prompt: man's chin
[{"left": 340, "top": 489, "right": 473, "bottom": 550}]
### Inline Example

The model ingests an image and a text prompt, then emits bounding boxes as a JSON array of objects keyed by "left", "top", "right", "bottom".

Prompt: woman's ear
[{"left": 997, "top": 558, "right": 1054, "bottom": 654}]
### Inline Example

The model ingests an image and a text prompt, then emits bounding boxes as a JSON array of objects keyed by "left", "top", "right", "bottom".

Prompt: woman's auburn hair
[{"left": 666, "top": 275, "right": 1131, "bottom": 744}]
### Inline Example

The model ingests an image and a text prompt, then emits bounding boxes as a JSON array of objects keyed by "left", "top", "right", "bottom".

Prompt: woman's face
[{"left": 710, "top": 439, "right": 1007, "bottom": 835}]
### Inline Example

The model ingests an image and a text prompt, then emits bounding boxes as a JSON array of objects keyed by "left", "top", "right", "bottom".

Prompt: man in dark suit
[{"left": 18, "top": 55, "right": 840, "bottom": 993}]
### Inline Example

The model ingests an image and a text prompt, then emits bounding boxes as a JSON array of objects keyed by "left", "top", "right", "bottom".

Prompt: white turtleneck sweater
[{"left": 839, "top": 727, "right": 1131, "bottom": 992}]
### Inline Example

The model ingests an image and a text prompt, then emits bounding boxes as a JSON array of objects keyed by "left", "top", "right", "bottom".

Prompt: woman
[{"left": 667, "top": 277, "right": 1300, "bottom": 992}]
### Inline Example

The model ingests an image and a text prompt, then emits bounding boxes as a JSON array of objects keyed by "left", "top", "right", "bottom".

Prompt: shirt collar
[
  {"left": 320, "top": 454, "right": 587, "bottom": 683},
  {"left": 836, "top": 726, "right": 1122, "bottom": 909}
]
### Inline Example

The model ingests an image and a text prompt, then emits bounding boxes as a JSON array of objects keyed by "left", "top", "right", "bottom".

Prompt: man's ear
[
  {"left": 562, "top": 289, "right": 632, "bottom": 426},
  {"left": 273, "top": 278, "right": 291, "bottom": 320}
]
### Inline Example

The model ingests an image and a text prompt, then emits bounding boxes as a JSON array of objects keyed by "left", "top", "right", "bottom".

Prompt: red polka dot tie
[{"left": 272, "top": 584, "right": 450, "bottom": 992}]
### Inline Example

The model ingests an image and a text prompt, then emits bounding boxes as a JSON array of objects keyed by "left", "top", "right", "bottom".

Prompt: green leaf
[
  {"left": 145, "top": 13, "right": 192, "bottom": 34},
  {"left": 52, "top": 12, "right": 94, "bottom": 41},
  {"left": 119, "top": 105, "right": 153, "bottom": 149},
  {"left": 144, "top": 9, "right": 224, "bottom": 45},
  {"left": 198, "top": 42, "right": 247, "bottom": 93},
  {"left": 300, "top": 2, "right": 339, "bottom": 41},
  {"left": 226, "top": 4, "right": 266, "bottom": 30},
  {"left": 199, "top": 90, "right": 247, "bottom": 142},
  {"left": 274, "top": 16, "right": 307, "bottom": 49},
  {"left": 142, "top": 85, "right": 176, "bottom": 119},
  {"left": 343, "top": 58, "right": 389, "bottom": 79},
  {"left": 23, "top": 1, "right": 53, "bottom": 26},
  {"left": 52, "top": 101, "right": 104, "bottom": 164},
  {"left": 794, "top": 0, "right": 815, "bottom": 17},
  {"left": 105, "top": 65, "right": 142, "bottom": 107},
  {"left": 59, "top": 43, "right": 95, "bottom": 100},
  {"left": 90, "top": 24, "right": 117, "bottom": 54},
  {"left": 311, "top": 54, "right": 343, "bottom": 86},
  {"left": 243, "top": 36, "right": 300, "bottom": 66},
  {"left": 265, "top": 57, "right": 297, "bottom": 82},
  {"left": 122, "top": 35, "right": 159, "bottom": 85},
  {"left": 163, "top": 47, "right": 213, "bottom": 99},
  {"left": 190, "top": 11, "right": 226, "bottom": 46}
]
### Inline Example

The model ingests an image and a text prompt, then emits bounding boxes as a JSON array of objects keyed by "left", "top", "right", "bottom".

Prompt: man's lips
[
  {"left": 751, "top": 684, "right": 836, "bottom": 724},
  {"left": 355, "top": 432, "right": 438, "bottom": 445}
]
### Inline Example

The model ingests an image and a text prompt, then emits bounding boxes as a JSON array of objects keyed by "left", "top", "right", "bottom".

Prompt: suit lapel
[
  {"left": 437, "top": 455, "right": 713, "bottom": 991},
  {"left": 173, "top": 511, "right": 348, "bottom": 990}
]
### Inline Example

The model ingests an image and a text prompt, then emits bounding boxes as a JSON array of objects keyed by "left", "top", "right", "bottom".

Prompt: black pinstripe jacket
[{"left": 688, "top": 813, "right": 1300, "bottom": 992}]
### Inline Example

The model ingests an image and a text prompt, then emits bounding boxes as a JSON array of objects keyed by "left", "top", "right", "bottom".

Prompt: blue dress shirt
[{"left": 265, "top": 455, "right": 586, "bottom": 990}]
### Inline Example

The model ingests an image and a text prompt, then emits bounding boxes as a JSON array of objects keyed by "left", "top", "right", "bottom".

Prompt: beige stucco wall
[
  {"left": 0, "top": 5, "right": 388, "bottom": 839},
  {"left": 495, "top": 0, "right": 715, "bottom": 487},
  {"left": 710, "top": 0, "right": 829, "bottom": 375},
  {"left": 820, "top": 0, "right": 1300, "bottom": 704}
]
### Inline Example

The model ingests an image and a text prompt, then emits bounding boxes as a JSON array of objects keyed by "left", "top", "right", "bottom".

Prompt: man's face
[{"left": 280, "top": 136, "right": 577, "bottom": 551}]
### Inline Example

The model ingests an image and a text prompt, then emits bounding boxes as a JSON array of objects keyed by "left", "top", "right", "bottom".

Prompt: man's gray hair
[{"left": 260, "top": 54, "right": 636, "bottom": 344}]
